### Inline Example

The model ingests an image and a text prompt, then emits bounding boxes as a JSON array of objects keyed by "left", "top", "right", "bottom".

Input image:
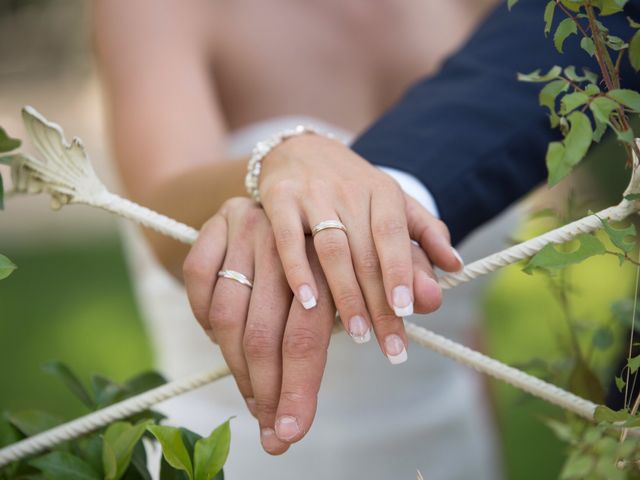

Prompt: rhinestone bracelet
[{"left": 244, "top": 125, "right": 336, "bottom": 203}]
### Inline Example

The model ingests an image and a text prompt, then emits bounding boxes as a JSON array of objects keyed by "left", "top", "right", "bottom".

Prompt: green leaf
[
  {"left": 540, "top": 79, "right": 570, "bottom": 127},
  {"left": 546, "top": 111, "right": 593, "bottom": 186},
  {"left": 29, "top": 452, "right": 100, "bottom": 480},
  {"left": 615, "top": 376, "right": 626, "bottom": 392},
  {"left": 92, "top": 375, "right": 124, "bottom": 408},
  {"left": 543, "top": 418, "right": 576, "bottom": 443},
  {"left": 589, "top": 96, "right": 620, "bottom": 124},
  {"left": 554, "top": 18, "right": 578, "bottom": 53},
  {"left": 592, "top": 117, "right": 608, "bottom": 142},
  {"left": 592, "top": 326, "right": 614, "bottom": 350},
  {"left": 629, "top": 16, "right": 640, "bottom": 29},
  {"left": 517, "top": 66, "right": 563, "bottom": 83},
  {"left": 103, "top": 421, "right": 151, "bottom": 480},
  {"left": 194, "top": 420, "right": 231, "bottom": 480},
  {"left": 128, "top": 442, "right": 151, "bottom": 480},
  {"left": 147, "top": 425, "right": 193, "bottom": 480},
  {"left": 76, "top": 435, "right": 103, "bottom": 476},
  {"left": 630, "top": 30, "right": 640, "bottom": 71},
  {"left": 5, "top": 410, "right": 62, "bottom": 436},
  {"left": 560, "top": 91, "right": 589, "bottom": 115},
  {"left": 606, "top": 35, "right": 628, "bottom": 50},
  {"left": 625, "top": 193, "right": 640, "bottom": 200},
  {"left": 0, "top": 254, "right": 16, "bottom": 280},
  {"left": 0, "top": 128, "right": 20, "bottom": 154},
  {"left": 42, "top": 361, "right": 95, "bottom": 409},
  {"left": 594, "top": 405, "right": 632, "bottom": 422},
  {"left": 580, "top": 37, "right": 596, "bottom": 56},
  {"left": 608, "top": 88, "right": 640, "bottom": 111},
  {"left": 123, "top": 372, "right": 166, "bottom": 397},
  {"left": 507, "top": 0, "right": 519, "bottom": 10},
  {"left": 629, "top": 353, "right": 640, "bottom": 373},
  {"left": 523, "top": 234, "right": 606, "bottom": 274},
  {"left": 544, "top": 1, "right": 556, "bottom": 36},
  {"left": 561, "top": 454, "right": 594, "bottom": 479},
  {"left": 600, "top": 218, "right": 636, "bottom": 253},
  {"left": 0, "top": 173, "right": 4, "bottom": 211}
]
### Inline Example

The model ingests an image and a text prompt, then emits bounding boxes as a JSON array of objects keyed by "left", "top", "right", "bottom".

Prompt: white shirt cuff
[{"left": 377, "top": 166, "right": 440, "bottom": 218}]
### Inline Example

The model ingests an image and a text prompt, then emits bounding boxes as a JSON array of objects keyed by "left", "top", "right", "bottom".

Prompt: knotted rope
[{"left": 1, "top": 106, "right": 638, "bottom": 468}]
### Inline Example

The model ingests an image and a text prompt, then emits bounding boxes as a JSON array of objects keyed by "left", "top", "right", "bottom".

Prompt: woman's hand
[
  {"left": 258, "top": 134, "right": 462, "bottom": 363},
  {"left": 183, "top": 197, "right": 451, "bottom": 453}
]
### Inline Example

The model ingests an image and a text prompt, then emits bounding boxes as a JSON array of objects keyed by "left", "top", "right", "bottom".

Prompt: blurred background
[{"left": 0, "top": 1, "right": 636, "bottom": 479}]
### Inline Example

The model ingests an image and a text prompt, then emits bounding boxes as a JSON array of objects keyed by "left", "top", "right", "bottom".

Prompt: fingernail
[
  {"left": 392, "top": 285, "right": 413, "bottom": 317},
  {"left": 246, "top": 397, "right": 257, "bottom": 417},
  {"left": 298, "top": 284, "right": 317, "bottom": 309},
  {"left": 260, "top": 427, "right": 278, "bottom": 450},
  {"left": 275, "top": 415, "right": 300, "bottom": 441},
  {"left": 452, "top": 248, "right": 464, "bottom": 271},
  {"left": 348, "top": 315, "right": 371, "bottom": 344},
  {"left": 385, "top": 334, "right": 408, "bottom": 365}
]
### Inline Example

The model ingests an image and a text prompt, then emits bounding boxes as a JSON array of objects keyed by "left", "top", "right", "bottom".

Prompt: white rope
[
  {"left": 0, "top": 106, "right": 637, "bottom": 468},
  {"left": 0, "top": 367, "right": 230, "bottom": 467}
]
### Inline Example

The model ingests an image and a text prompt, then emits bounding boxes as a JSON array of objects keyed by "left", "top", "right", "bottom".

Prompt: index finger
[{"left": 274, "top": 242, "right": 335, "bottom": 444}]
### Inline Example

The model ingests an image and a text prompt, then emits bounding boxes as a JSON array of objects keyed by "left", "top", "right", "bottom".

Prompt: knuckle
[
  {"left": 372, "top": 311, "right": 401, "bottom": 325},
  {"left": 383, "top": 262, "right": 410, "bottom": 283},
  {"left": 306, "top": 179, "right": 332, "bottom": 199},
  {"left": 244, "top": 325, "right": 279, "bottom": 360},
  {"left": 182, "top": 253, "right": 208, "bottom": 283},
  {"left": 280, "top": 388, "right": 313, "bottom": 405},
  {"left": 282, "top": 327, "right": 321, "bottom": 360},
  {"left": 265, "top": 179, "right": 300, "bottom": 201},
  {"left": 209, "top": 303, "right": 239, "bottom": 333},
  {"left": 274, "top": 225, "right": 299, "bottom": 249},
  {"left": 373, "top": 217, "right": 406, "bottom": 238},
  {"left": 355, "top": 248, "right": 380, "bottom": 277},
  {"left": 334, "top": 289, "right": 362, "bottom": 312},
  {"left": 254, "top": 397, "right": 278, "bottom": 417},
  {"left": 315, "top": 233, "right": 347, "bottom": 262}
]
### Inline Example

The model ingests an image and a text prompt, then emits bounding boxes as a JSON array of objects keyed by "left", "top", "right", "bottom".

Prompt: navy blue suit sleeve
[{"left": 351, "top": 0, "right": 639, "bottom": 244}]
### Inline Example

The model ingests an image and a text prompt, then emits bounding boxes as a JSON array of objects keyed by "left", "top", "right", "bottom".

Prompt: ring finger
[
  {"left": 208, "top": 230, "right": 255, "bottom": 414},
  {"left": 304, "top": 204, "right": 372, "bottom": 344}
]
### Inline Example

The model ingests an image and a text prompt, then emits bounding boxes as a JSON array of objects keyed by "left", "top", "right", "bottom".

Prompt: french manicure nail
[
  {"left": 275, "top": 415, "right": 300, "bottom": 441},
  {"left": 392, "top": 285, "right": 413, "bottom": 317},
  {"left": 452, "top": 247, "right": 464, "bottom": 271},
  {"left": 298, "top": 284, "right": 317, "bottom": 309},
  {"left": 385, "top": 334, "right": 408, "bottom": 365},
  {"left": 349, "top": 315, "right": 371, "bottom": 344}
]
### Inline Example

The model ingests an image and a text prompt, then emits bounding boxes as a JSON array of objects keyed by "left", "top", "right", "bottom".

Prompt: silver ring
[
  {"left": 217, "top": 269, "right": 253, "bottom": 288},
  {"left": 312, "top": 220, "right": 347, "bottom": 237}
]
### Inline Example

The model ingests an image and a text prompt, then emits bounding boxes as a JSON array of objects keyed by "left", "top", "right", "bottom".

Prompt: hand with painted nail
[
  {"left": 183, "top": 197, "right": 455, "bottom": 454},
  {"left": 258, "top": 134, "right": 463, "bottom": 364}
]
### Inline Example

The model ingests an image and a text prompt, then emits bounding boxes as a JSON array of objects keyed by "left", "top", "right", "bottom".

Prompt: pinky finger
[
  {"left": 405, "top": 196, "right": 463, "bottom": 273},
  {"left": 267, "top": 202, "right": 319, "bottom": 310}
]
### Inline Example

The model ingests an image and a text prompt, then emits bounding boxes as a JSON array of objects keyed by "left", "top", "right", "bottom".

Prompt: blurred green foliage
[{"left": 0, "top": 240, "right": 153, "bottom": 419}]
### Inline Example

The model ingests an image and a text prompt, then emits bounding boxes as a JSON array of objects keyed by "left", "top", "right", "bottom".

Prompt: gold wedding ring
[
  {"left": 312, "top": 220, "right": 347, "bottom": 237},
  {"left": 217, "top": 269, "right": 253, "bottom": 288}
]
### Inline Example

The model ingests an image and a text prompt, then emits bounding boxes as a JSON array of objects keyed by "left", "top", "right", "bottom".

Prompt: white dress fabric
[{"left": 121, "top": 116, "right": 513, "bottom": 480}]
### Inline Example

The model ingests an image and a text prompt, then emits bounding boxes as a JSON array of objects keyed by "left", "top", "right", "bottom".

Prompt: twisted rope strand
[{"left": 438, "top": 201, "right": 636, "bottom": 289}]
